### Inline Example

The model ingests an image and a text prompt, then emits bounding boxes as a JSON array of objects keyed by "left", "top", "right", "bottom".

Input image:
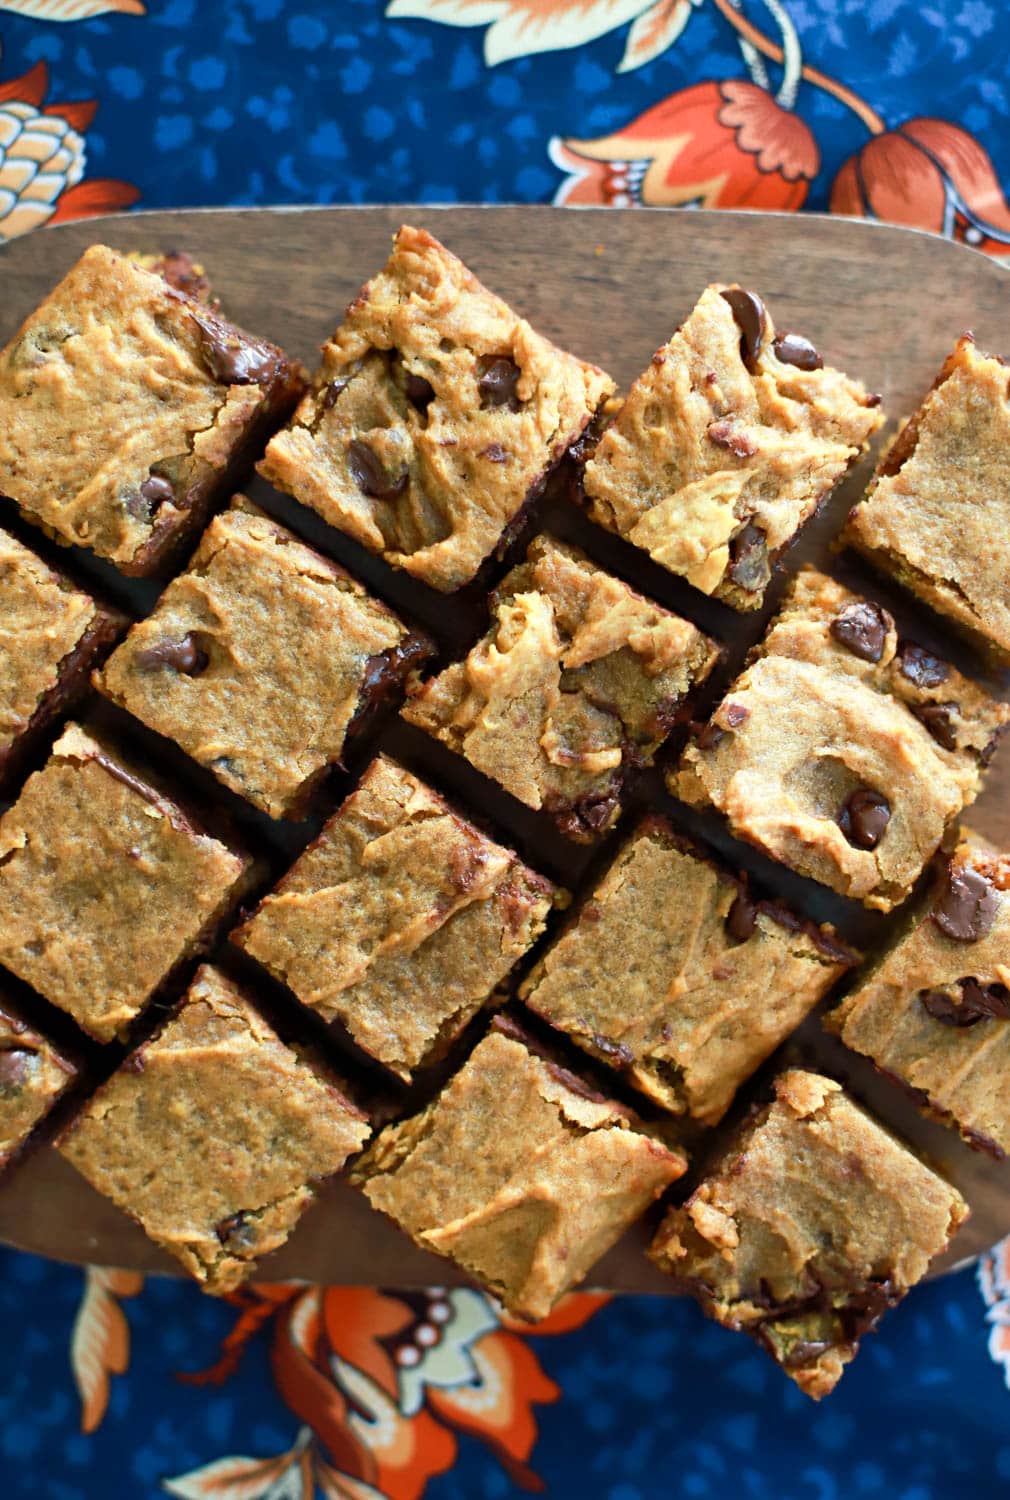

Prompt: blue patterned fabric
[{"left": 1, "top": 2, "right": 1010, "bottom": 1495}]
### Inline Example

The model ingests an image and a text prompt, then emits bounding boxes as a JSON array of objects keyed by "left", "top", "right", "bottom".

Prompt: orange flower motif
[
  {"left": 0, "top": 61, "right": 138, "bottom": 242},
  {"left": 172, "top": 1282, "right": 609, "bottom": 1499},
  {"left": 551, "top": 79, "right": 819, "bottom": 211},
  {"left": 830, "top": 118, "right": 1010, "bottom": 256}
]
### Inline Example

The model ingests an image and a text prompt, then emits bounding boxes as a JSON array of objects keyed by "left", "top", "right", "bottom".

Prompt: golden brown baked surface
[
  {"left": 404, "top": 534, "right": 718, "bottom": 841},
  {"left": 0, "top": 526, "right": 124, "bottom": 776},
  {"left": 234, "top": 755, "right": 557, "bottom": 1078},
  {"left": 582, "top": 284, "right": 882, "bottom": 609},
  {"left": 259, "top": 224, "right": 614, "bottom": 592},
  {"left": 97, "top": 501, "right": 427, "bottom": 819},
  {"left": 520, "top": 819, "right": 853, "bottom": 1124},
  {"left": 845, "top": 335, "right": 1010, "bottom": 660},
  {"left": 829, "top": 840, "right": 1010, "bottom": 1155},
  {"left": 649, "top": 1069, "right": 967, "bottom": 1398},
  {"left": 59, "top": 965, "right": 369, "bottom": 1293},
  {"left": 0, "top": 245, "right": 303, "bottom": 573},
  {"left": 353, "top": 1022, "right": 685, "bottom": 1320},
  {"left": 0, "top": 724, "right": 253, "bottom": 1042},
  {"left": 674, "top": 568, "right": 1009, "bottom": 910},
  {"left": 0, "top": 998, "right": 75, "bottom": 1166}
]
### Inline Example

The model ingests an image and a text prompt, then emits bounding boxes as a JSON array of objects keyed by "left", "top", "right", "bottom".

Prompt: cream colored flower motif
[
  {"left": 0, "top": 0, "right": 144, "bottom": 18},
  {"left": 385, "top": 0, "right": 700, "bottom": 68}
]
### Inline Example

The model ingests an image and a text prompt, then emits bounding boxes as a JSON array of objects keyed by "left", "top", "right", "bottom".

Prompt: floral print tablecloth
[{"left": 1, "top": 2, "right": 1010, "bottom": 1496}]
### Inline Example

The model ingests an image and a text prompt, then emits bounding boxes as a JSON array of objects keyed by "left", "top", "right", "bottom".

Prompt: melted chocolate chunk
[
  {"left": 591, "top": 1034, "right": 635, "bottom": 1067},
  {"left": 915, "top": 701, "right": 958, "bottom": 751},
  {"left": 783, "top": 1338, "right": 834, "bottom": 1368},
  {"left": 921, "top": 989, "right": 984, "bottom": 1027},
  {"left": 134, "top": 633, "right": 209, "bottom": 677},
  {"left": 726, "top": 893, "right": 757, "bottom": 944},
  {"left": 321, "top": 378, "right": 348, "bottom": 411},
  {"left": 403, "top": 371, "right": 435, "bottom": 411},
  {"left": 707, "top": 420, "right": 757, "bottom": 458},
  {"left": 829, "top": 601, "right": 892, "bottom": 663},
  {"left": 962, "top": 978, "right": 1010, "bottom": 1019},
  {"left": 720, "top": 287, "right": 767, "bottom": 369},
  {"left": 477, "top": 356, "right": 522, "bottom": 409},
  {"left": 772, "top": 332, "right": 823, "bottom": 371},
  {"left": 695, "top": 722, "right": 726, "bottom": 751},
  {"left": 0, "top": 1047, "right": 32, "bottom": 1089},
  {"left": 838, "top": 789, "right": 891, "bottom": 850},
  {"left": 140, "top": 474, "right": 175, "bottom": 510},
  {"left": 727, "top": 522, "right": 770, "bottom": 592},
  {"left": 898, "top": 641, "right": 949, "bottom": 689},
  {"left": 215, "top": 1212, "right": 256, "bottom": 1249},
  {"left": 932, "top": 864, "right": 999, "bottom": 942},
  {"left": 725, "top": 702, "right": 749, "bottom": 728},
  {"left": 193, "top": 316, "right": 279, "bottom": 386},
  {"left": 347, "top": 440, "right": 408, "bottom": 501}
]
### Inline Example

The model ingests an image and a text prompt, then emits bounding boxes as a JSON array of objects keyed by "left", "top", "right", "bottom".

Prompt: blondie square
[
  {"left": 844, "top": 335, "right": 1010, "bottom": 661},
  {"left": 403, "top": 534, "right": 719, "bottom": 841},
  {"left": 581, "top": 284, "right": 882, "bottom": 609},
  {"left": 59, "top": 965, "right": 370, "bottom": 1293},
  {"left": 0, "top": 993, "right": 76, "bottom": 1168},
  {"left": 0, "top": 723, "right": 254, "bottom": 1041},
  {"left": 97, "top": 500, "right": 430, "bottom": 819},
  {"left": 829, "top": 839, "right": 1010, "bottom": 1156},
  {"left": 520, "top": 818, "right": 854, "bottom": 1124},
  {"left": 233, "top": 755, "right": 558, "bottom": 1079},
  {"left": 0, "top": 525, "right": 125, "bottom": 786},
  {"left": 649, "top": 1070, "right": 968, "bottom": 1398},
  {"left": 0, "top": 246, "right": 304, "bottom": 574},
  {"left": 353, "top": 1018, "right": 685, "bottom": 1319},
  {"left": 674, "top": 569, "right": 1008, "bottom": 910},
  {"left": 258, "top": 225, "right": 615, "bottom": 591}
]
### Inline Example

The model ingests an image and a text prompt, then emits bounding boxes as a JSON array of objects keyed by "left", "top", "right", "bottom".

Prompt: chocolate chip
[
  {"left": 829, "top": 601, "right": 892, "bottom": 663},
  {"left": 193, "top": 316, "right": 278, "bottom": 385},
  {"left": 924, "top": 987, "right": 986, "bottom": 1027},
  {"left": 841, "top": 1279, "right": 898, "bottom": 1340},
  {"left": 695, "top": 722, "right": 726, "bottom": 751},
  {"left": 838, "top": 789, "right": 891, "bottom": 850},
  {"left": 720, "top": 287, "right": 767, "bottom": 369},
  {"left": 915, "top": 701, "right": 958, "bottom": 751},
  {"left": 772, "top": 332, "right": 824, "bottom": 371},
  {"left": 134, "top": 633, "right": 209, "bottom": 676},
  {"left": 403, "top": 371, "right": 435, "bottom": 411},
  {"left": 0, "top": 1048, "right": 32, "bottom": 1089},
  {"left": 898, "top": 641, "right": 949, "bottom": 689},
  {"left": 321, "top": 379, "right": 348, "bottom": 411},
  {"left": 707, "top": 420, "right": 757, "bottom": 458},
  {"left": 591, "top": 1034, "right": 635, "bottom": 1067},
  {"left": 478, "top": 356, "right": 522, "bottom": 409},
  {"left": 140, "top": 474, "right": 175, "bottom": 509},
  {"left": 215, "top": 1212, "right": 256, "bottom": 1249},
  {"left": 727, "top": 522, "right": 770, "bottom": 592},
  {"left": 347, "top": 440, "right": 408, "bottom": 500},
  {"left": 932, "top": 864, "right": 999, "bottom": 942},
  {"left": 481, "top": 443, "right": 509, "bottom": 463},
  {"left": 961, "top": 977, "right": 1010, "bottom": 1020},
  {"left": 725, "top": 702, "right": 749, "bottom": 727},
  {"left": 726, "top": 893, "right": 757, "bottom": 943},
  {"left": 783, "top": 1338, "right": 833, "bottom": 1368}
]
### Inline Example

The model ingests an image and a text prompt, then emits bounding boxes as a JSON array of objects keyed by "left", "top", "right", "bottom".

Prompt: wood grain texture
[{"left": 0, "top": 205, "right": 1008, "bottom": 1289}]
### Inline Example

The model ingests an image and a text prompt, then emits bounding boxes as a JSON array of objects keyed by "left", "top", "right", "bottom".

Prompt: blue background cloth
[{"left": 1, "top": 1, "right": 1009, "bottom": 1494}]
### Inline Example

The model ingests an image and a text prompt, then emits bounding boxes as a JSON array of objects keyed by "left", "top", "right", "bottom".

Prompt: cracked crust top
[
  {"left": 234, "top": 755, "right": 558, "bottom": 1079},
  {"left": 0, "top": 723, "right": 253, "bottom": 1041},
  {"left": 353, "top": 1023, "right": 685, "bottom": 1320},
  {"left": 96, "top": 500, "right": 427, "bottom": 820},
  {"left": 520, "top": 819, "right": 853, "bottom": 1125},
  {"left": 582, "top": 284, "right": 882, "bottom": 609},
  {"left": 258, "top": 225, "right": 615, "bottom": 592},
  {"left": 403, "top": 534, "right": 719, "bottom": 841},
  {"left": 675, "top": 568, "right": 1009, "bottom": 910},
  {"left": 844, "top": 334, "right": 1010, "bottom": 661},
  {"left": 59, "top": 965, "right": 369, "bottom": 1293},
  {"left": 0, "top": 245, "right": 301, "bottom": 571},
  {"left": 649, "top": 1069, "right": 967, "bottom": 1398},
  {"left": 828, "top": 839, "right": 1010, "bottom": 1155}
]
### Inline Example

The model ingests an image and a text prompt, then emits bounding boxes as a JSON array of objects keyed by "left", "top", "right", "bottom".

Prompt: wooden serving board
[{"left": 0, "top": 205, "right": 1008, "bottom": 1291}]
